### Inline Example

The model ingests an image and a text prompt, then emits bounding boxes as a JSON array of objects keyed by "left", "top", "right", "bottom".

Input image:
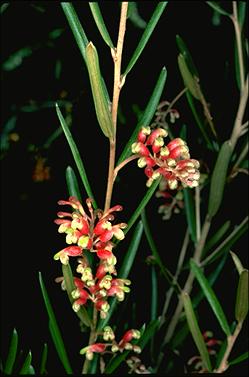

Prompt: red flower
[
  {"left": 131, "top": 127, "right": 200, "bottom": 189},
  {"left": 54, "top": 197, "right": 127, "bottom": 263},
  {"left": 53, "top": 246, "right": 82, "bottom": 265}
]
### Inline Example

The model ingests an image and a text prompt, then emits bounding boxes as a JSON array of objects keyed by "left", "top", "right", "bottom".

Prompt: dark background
[{"left": 1, "top": 1, "right": 248, "bottom": 375}]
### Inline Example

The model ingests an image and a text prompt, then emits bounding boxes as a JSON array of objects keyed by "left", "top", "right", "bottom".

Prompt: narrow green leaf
[
  {"left": 2, "top": 46, "right": 33, "bottom": 71},
  {"left": 179, "top": 123, "right": 187, "bottom": 140},
  {"left": 123, "top": 2, "right": 168, "bottom": 77},
  {"left": 176, "top": 35, "right": 199, "bottom": 77},
  {"left": 229, "top": 351, "right": 249, "bottom": 366},
  {"left": 206, "top": 2, "right": 231, "bottom": 17},
  {"left": 182, "top": 292, "right": 212, "bottom": 371},
  {"left": 117, "top": 67, "right": 167, "bottom": 165},
  {"left": 178, "top": 54, "right": 201, "bottom": 100},
  {"left": 235, "top": 269, "right": 248, "bottom": 323},
  {"left": 183, "top": 188, "right": 196, "bottom": 243},
  {"left": 0, "top": 3, "right": 9, "bottom": 14},
  {"left": 88, "top": 354, "right": 99, "bottom": 374},
  {"left": 39, "top": 343, "right": 48, "bottom": 375},
  {"left": 3, "top": 328, "right": 18, "bottom": 374},
  {"left": 238, "top": 2, "right": 247, "bottom": 27},
  {"left": 56, "top": 103, "right": 97, "bottom": 208},
  {"left": 185, "top": 91, "right": 213, "bottom": 148},
  {"left": 61, "top": 3, "right": 88, "bottom": 61},
  {"left": 62, "top": 263, "right": 92, "bottom": 327},
  {"left": 230, "top": 251, "right": 244, "bottom": 275},
  {"left": 171, "top": 255, "right": 227, "bottom": 349},
  {"left": 28, "top": 365, "right": 35, "bottom": 374},
  {"left": 61, "top": 3, "right": 111, "bottom": 105},
  {"left": 38, "top": 272, "right": 73, "bottom": 374},
  {"left": 151, "top": 266, "right": 157, "bottom": 321},
  {"left": 19, "top": 351, "right": 32, "bottom": 375},
  {"left": 150, "top": 266, "right": 157, "bottom": 359},
  {"left": 171, "top": 321, "right": 190, "bottom": 350},
  {"left": 66, "top": 165, "right": 82, "bottom": 202},
  {"left": 138, "top": 319, "right": 160, "bottom": 350},
  {"left": 190, "top": 259, "right": 231, "bottom": 336},
  {"left": 85, "top": 42, "right": 114, "bottom": 139},
  {"left": 105, "top": 350, "right": 130, "bottom": 374},
  {"left": 97, "top": 221, "right": 143, "bottom": 330},
  {"left": 208, "top": 140, "right": 233, "bottom": 218},
  {"left": 192, "top": 254, "right": 227, "bottom": 309},
  {"left": 125, "top": 178, "right": 161, "bottom": 235},
  {"left": 127, "top": 2, "right": 147, "bottom": 29},
  {"left": 88, "top": 3, "right": 114, "bottom": 48},
  {"left": 141, "top": 208, "right": 174, "bottom": 285},
  {"left": 119, "top": 220, "right": 143, "bottom": 278},
  {"left": 202, "top": 217, "right": 248, "bottom": 267},
  {"left": 202, "top": 221, "right": 231, "bottom": 257}
]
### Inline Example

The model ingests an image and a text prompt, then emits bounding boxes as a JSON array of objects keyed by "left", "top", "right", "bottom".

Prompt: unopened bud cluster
[
  {"left": 80, "top": 327, "right": 141, "bottom": 360},
  {"left": 131, "top": 126, "right": 200, "bottom": 189},
  {"left": 53, "top": 196, "right": 130, "bottom": 318}
]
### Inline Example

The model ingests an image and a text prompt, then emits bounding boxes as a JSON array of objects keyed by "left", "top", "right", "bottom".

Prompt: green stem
[
  {"left": 230, "top": 141, "right": 248, "bottom": 178},
  {"left": 82, "top": 307, "right": 98, "bottom": 374},
  {"left": 195, "top": 186, "right": 201, "bottom": 242},
  {"left": 231, "top": 2, "right": 245, "bottom": 93},
  {"left": 162, "top": 215, "right": 211, "bottom": 345},
  {"left": 159, "top": 229, "right": 189, "bottom": 328},
  {"left": 215, "top": 322, "right": 242, "bottom": 373},
  {"left": 230, "top": 74, "right": 248, "bottom": 150}
]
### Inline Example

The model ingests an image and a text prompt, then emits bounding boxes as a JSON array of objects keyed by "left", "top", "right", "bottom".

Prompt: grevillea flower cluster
[
  {"left": 131, "top": 126, "right": 200, "bottom": 189},
  {"left": 80, "top": 327, "right": 141, "bottom": 360},
  {"left": 53, "top": 196, "right": 130, "bottom": 318}
]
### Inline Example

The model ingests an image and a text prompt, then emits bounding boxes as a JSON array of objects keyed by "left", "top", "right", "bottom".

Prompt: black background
[{"left": 1, "top": 1, "right": 248, "bottom": 375}]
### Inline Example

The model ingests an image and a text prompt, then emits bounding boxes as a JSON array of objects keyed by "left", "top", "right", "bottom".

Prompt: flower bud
[
  {"left": 78, "top": 235, "right": 90, "bottom": 248},
  {"left": 168, "top": 179, "right": 178, "bottom": 190},
  {"left": 152, "top": 171, "right": 161, "bottom": 180},
  {"left": 147, "top": 128, "right": 167, "bottom": 145},
  {"left": 86, "top": 351, "right": 93, "bottom": 360},
  {"left": 103, "top": 326, "right": 115, "bottom": 341},
  {"left": 144, "top": 166, "right": 154, "bottom": 178},
  {"left": 146, "top": 178, "right": 154, "bottom": 187},
  {"left": 99, "top": 275, "right": 112, "bottom": 290},
  {"left": 167, "top": 158, "right": 177, "bottom": 168},
  {"left": 137, "top": 126, "right": 151, "bottom": 143},
  {"left": 131, "top": 142, "right": 150, "bottom": 156},
  {"left": 133, "top": 345, "right": 141, "bottom": 354},
  {"left": 111, "top": 344, "right": 119, "bottom": 353},
  {"left": 97, "top": 249, "right": 113, "bottom": 260},
  {"left": 124, "top": 342, "right": 133, "bottom": 350},
  {"left": 168, "top": 145, "right": 190, "bottom": 160},
  {"left": 160, "top": 146, "right": 170, "bottom": 157},
  {"left": 137, "top": 157, "right": 147, "bottom": 168},
  {"left": 167, "top": 138, "right": 185, "bottom": 151}
]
